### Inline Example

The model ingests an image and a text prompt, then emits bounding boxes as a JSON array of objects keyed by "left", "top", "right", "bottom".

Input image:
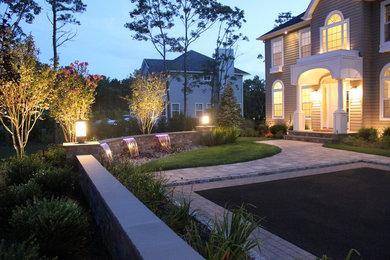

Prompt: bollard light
[
  {"left": 75, "top": 120, "right": 87, "bottom": 143},
  {"left": 202, "top": 115, "right": 210, "bottom": 125}
]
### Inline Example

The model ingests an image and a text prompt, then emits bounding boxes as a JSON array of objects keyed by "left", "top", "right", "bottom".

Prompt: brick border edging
[
  {"left": 77, "top": 154, "right": 204, "bottom": 260},
  {"left": 167, "top": 160, "right": 390, "bottom": 187}
]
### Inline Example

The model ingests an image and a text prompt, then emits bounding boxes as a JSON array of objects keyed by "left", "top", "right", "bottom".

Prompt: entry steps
[{"left": 284, "top": 130, "right": 354, "bottom": 144}]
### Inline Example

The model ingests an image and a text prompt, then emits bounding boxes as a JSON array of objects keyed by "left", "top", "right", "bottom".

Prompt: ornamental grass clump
[
  {"left": 188, "top": 205, "right": 261, "bottom": 260},
  {"left": 0, "top": 239, "right": 44, "bottom": 260},
  {"left": 10, "top": 197, "right": 88, "bottom": 258}
]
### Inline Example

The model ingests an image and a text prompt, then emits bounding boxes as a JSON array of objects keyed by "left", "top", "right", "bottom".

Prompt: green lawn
[
  {"left": 0, "top": 144, "right": 47, "bottom": 160},
  {"left": 323, "top": 143, "right": 390, "bottom": 157},
  {"left": 144, "top": 137, "right": 281, "bottom": 171}
]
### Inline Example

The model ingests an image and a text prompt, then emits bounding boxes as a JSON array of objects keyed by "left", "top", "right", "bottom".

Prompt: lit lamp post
[
  {"left": 201, "top": 115, "right": 210, "bottom": 125},
  {"left": 196, "top": 114, "right": 215, "bottom": 135},
  {"left": 75, "top": 120, "right": 87, "bottom": 143}
]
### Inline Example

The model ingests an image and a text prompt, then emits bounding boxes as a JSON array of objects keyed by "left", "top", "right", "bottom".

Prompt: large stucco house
[
  {"left": 139, "top": 50, "right": 248, "bottom": 119},
  {"left": 258, "top": 0, "right": 390, "bottom": 135}
]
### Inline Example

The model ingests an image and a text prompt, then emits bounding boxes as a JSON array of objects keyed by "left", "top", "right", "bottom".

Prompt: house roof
[
  {"left": 257, "top": 12, "right": 309, "bottom": 41},
  {"left": 143, "top": 50, "right": 249, "bottom": 75}
]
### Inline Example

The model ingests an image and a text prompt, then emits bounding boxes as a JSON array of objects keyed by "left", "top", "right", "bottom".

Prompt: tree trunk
[
  {"left": 52, "top": 0, "right": 58, "bottom": 70},
  {"left": 162, "top": 53, "right": 171, "bottom": 121}
]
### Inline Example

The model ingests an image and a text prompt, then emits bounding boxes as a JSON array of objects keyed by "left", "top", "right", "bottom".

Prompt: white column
[
  {"left": 333, "top": 79, "right": 348, "bottom": 134},
  {"left": 293, "top": 85, "right": 305, "bottom": 131}
]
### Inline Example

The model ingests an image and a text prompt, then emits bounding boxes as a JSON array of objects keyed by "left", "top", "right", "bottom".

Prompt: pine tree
[{"left": 216, "top": 83, "right": 242, "bottom": 128}]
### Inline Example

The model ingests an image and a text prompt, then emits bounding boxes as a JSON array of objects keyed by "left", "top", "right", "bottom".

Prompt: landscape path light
[{"left": 75, "top": 119, "right": 87, "bottom": 143}]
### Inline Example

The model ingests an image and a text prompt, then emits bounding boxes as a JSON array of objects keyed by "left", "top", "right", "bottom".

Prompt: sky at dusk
[{"left": 15, "top": 0, "right": 310, "bottom": 81}]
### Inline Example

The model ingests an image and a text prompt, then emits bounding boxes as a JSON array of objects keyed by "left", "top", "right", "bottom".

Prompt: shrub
[
  {"left": 265, "top": 133, "right": 273, "bottom": 138},
  {"left": 212, "top": 128, "right": 226, "bottom": 146},
  {"left": 188, "top": 205, "right": 261, "bottom": 260},
  {"left": 241, "top": 128, "right": 259, "bottom": 137},
  {"left": 216, "top": 84, "right": 242, "bottom": 128},
  {"left": 0, "top": 239, "right": 44, "bottom": 260},
  {"left": 9, "top": 181, "right": 43, "bottom": 206},
  {"left": 270, "top": 123, "right": 287, "bottom": 135},
  {"left": 43, "top": 146, "right": 66, "bottom": 168},
  {"left": 380, "top": 136, "right": 390, "bottom": 149},
  {"left": 225, "top": 127, "right": 240, "bottom": 144},
  {"left": 31, "top": 168, "right": 77, "bottom": 198},
  {"left": 10, "top": 198, "right": 88, "bottom": 258},
  {"left": 383, "top": 127, "right": 390, "bottom": 137},
  {"left": 274, "top": 130, "right": 285, "bottom": 139},
  {"left": 109, "top": 160, "right": 167, "bottom": 214},
  {"left": 0, "top": 155, "right": 49, "bottom": 186},
  {"left": 357, "top": 127, "right": 378, "bottom": 142},
  {"left": 257, "top": 124, "right": 268, "bottom": 136},
  {"left": 161, "top": 199, "right": 196, "bottom": 235},
  {"left": 157, "top": 116, "right": 168, "bottom": 133}
]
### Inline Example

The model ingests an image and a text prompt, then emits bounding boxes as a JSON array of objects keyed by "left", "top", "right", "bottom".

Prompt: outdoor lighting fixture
[
  {"left": 202, "top": 115, "right": 210, "bottom": 125},
  {"left": 311, "top": 90, "right": 321, "bottom": 101},
  {"left": 350, "top": 87, "right": 362, "bottom": 100},
  {"left": 75, "top": 120, "right": 87, "bottom": 143}
]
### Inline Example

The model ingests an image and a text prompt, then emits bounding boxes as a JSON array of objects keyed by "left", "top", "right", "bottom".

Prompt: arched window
[
  {"left": 321, "top": 11, "right": 350, "bottom": 53},
  {"left": 380, "top": 64, "right": 390, "bottom": 120},
  {"left": 272, "top": 80, "right": 284, "bottom": 119}
]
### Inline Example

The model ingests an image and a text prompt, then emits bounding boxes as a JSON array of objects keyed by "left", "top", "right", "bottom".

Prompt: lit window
[
  {"left": 320, "top": 11, "right": 349, "bottom": 53},
  {"left": 271, "top": 36, "right": 283, "bottom": 70},
  {"left": 381, "top": 1, "right": 390, "bottom": 52},
  {"left": 203, "top": 75, "right": 211, "bottom": 82},
  {"left": 300, "top": 28, "right": 311, "bottom": 58},
  {"left": 171, "top": 103, "right": 180, "bottom": 117},
  {"left": 381, "top": 65, "right": 390, "bottom": 120},
  {"left": 195, "top": 103, "right": 203, "bottom": 118},
  {"left": 301, "top": 86, "right": 312, "bottom": 118},
  {"left": 272, "top": 81, "right": 284, "bottom": 118}
]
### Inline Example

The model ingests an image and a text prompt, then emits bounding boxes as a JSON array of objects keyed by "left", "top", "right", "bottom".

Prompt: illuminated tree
[
  {"left": 50, "top": 61, "right": 101, "bottom": 142},
  {"left": 128, "top": 73, "right": 168, "bottom": 134},
  {"left": 0, "top": 36, "right": 55, "bottom": 157}
]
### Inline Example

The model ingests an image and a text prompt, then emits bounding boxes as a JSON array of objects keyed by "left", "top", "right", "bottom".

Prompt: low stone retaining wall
[
  {"left": 64, "top": 131, "right": 201, "bottom": 165},
  {"left": 101, "top": 131, "right": 201, "bottom": 158},
  {"left": 77, "top": 154, "right": 203, "bottom": 260}
]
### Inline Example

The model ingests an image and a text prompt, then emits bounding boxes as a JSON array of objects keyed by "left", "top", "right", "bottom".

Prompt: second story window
[
  {"left": 299, "top": 28, "right": 311, "bottom": 58},
  {"left": 271, "top": 36, "right": 283, "bottom": 73},
  {"left": 381, "top": 0, "right": 390, "bottom": 52},
  {"left": 320, "top": 11, "right": 350, "bottom": 53},
  {"left": 203, "top": 75, "right": 211, "bottom": 82}
]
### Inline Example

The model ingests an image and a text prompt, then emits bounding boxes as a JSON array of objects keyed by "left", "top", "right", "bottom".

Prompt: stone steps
[{"left": 284, "top": 134, "right": 337, "bottom": 144}]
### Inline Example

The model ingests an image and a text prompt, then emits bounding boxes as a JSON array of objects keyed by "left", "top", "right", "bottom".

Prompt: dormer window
[
  {"left": 380, "top": 0, "right": 390, "bottom": 52},
  {"left": 270, "top": 36, "right": 283, "bottom": 73},
  {"left": 320, "top": 11, "right": 350, "bottom": 53}
]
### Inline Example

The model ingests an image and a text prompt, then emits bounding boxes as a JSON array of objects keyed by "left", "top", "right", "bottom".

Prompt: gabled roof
[
  {"left": 302, "top": 0, "right": 320, "bottom": 20},
  {"left": 143, "top": 50, "right": 249, "bottom": 75},
  {"left": 257, "top": 12, "right": 309, "bottom": 41}
]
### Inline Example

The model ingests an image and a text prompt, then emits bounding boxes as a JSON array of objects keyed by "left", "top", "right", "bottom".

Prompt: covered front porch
[{"left": 291, "top": 50, "right": 363, "bottom": 134}]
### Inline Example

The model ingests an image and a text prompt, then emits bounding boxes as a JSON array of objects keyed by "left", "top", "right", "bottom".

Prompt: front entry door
[{"left": 322, "top": 83, "right": 338, "bottom": 129}]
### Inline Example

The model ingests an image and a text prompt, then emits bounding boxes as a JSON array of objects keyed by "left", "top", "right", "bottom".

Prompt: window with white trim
[
  {"left": 171, "top": 103, "right": 180, "bottom": 117},
  {"left": 271, "top": 36, "right": 283, "bottom": 73},
  {"left": 320, "top": 11, "right": 349, "bottom": 53},
  {"left": 301, "top": 86, "right": 312, "bottom": 118},
  {"left": 272, "top": 80, "right": 284, "bottom": 118},
  {"left": 195, "top": 103, "right": 203, "bottom": 118},
  {"left": 380, "top": 0, "right": 390, "bottom": 52},
  {"left": 299, "top": 28, "right": 311, "bottom": 58},
  {"left": 206, "top": 103, "right": 212, "bottom": 110},
  {"left": 380, "top": 64, "right": 390, "bottom": 120},
  {"left": 203, "top": 75, "right": 211, "bottom": 82}
]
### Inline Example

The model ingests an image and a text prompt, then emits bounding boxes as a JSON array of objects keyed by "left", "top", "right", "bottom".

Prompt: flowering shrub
[
  {"left": 51, "top": 61, "right": 102, "bottom": 142},
  {"left": 265, "top": 133, "right": 273, "bottom": 138}
]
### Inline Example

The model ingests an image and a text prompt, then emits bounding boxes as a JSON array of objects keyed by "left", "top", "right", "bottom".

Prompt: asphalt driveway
[{"left": 197, "top": 167, "right": 390, "bottom": 259}]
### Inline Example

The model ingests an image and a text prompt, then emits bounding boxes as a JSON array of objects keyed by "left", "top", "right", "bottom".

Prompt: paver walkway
[{"left": 163, "top": 140, "right": 390, "bottom": 185}]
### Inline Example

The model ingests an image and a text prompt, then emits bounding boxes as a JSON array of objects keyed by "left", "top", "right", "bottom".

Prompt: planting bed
[{"left": 197, "top": 167, "right": 390, "bottom": 259}]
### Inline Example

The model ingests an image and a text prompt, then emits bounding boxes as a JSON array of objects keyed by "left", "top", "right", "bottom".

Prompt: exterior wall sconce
[
  {"left": 75, "top": 120, "right": 87, "bottom": 143},
  {"left": 311, "top": 90, "right": 322, "bottom": 101},
  {"left": 349, "top": 86, "right": 362, "bottom": 100}
]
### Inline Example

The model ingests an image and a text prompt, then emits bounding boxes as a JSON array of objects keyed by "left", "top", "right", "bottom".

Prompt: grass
[
  {"left": 0, "top": 144, "right": 47, "bottom": 160},
  {"left": 323, "top": 143, "right": 390, "bottom": 157},
  {"left": 144, "top": 137, "right": 281, "bottom": 171}
]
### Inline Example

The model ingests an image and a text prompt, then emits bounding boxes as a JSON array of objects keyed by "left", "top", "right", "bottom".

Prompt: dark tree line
[{"left": 243, "top": 76, "right": 265, "bottom": 122}]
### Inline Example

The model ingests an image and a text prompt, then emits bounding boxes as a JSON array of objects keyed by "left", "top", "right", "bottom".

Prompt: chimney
[{"left": 217, "top": 48, "right": 235, "bottom": 87}]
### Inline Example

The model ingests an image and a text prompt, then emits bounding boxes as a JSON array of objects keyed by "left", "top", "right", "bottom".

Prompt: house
[
  {"left": 139, "top": 50, "right": 249, "bottom": 119},
  {"left": 258, "top": 0, "right": 390, "bottom": 135}
]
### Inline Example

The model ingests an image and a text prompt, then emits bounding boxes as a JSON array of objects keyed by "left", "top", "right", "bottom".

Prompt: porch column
[
  {"left": 333, "top": 79, "right": 348, "bottom": 134},
  {"left": 293, "top": 85, "right": 305, "bottom": 131}
]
